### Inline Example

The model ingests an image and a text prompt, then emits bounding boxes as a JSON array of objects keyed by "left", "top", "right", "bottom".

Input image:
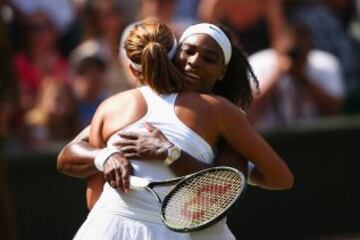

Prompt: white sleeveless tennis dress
[{"left": 73, "top": 86, "right": 236, "bottom": 240}]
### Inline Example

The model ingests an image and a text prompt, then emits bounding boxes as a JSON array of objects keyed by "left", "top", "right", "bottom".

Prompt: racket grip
[{"left": 129, "top": 176, "right": 151, "bottom": 190}]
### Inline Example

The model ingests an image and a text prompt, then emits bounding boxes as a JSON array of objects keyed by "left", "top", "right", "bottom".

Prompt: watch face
[{"left": 170, "top": 148, "right": 181, "bottom": 159}]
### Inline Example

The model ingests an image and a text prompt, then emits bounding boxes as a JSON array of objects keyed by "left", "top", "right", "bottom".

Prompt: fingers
[
  {"left": 118, "top": 132, "right": 141, "bottom": 140},
  {"left": 118, "top": 145, "right": 138, "bottom": 154},
  {"left": 113, "top": 160, "right": 122, "bottom": 191},
  {"left": 105, "top": 167, "right": 117, "bottom": 189},
  {"left": 112, "top": 139, "right": 136, "bottom": 147},
  {"left": 103, "top": 155, "right": 130, "bottom": 193},
  {"left": 120, "top": 161, "right": 130, "bottom": 193},
  {"left": 145, "top": 122, "right": 166, "bottom": 139}
]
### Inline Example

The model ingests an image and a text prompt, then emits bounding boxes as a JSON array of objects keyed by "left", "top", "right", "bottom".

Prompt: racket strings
[{"left": 163, "top": 169, "right": 245, "bottom": 229}]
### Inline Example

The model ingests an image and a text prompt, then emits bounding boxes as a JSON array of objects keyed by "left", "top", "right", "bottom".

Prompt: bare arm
[
  {"left": 57, "top": 126, "right": 102, "bottom": 178},
  {"left": 214, "top": 139, "right": 248, "bottom": 176},
  {"left": 57, "top": 123, "right": 211, "bottom": 179},
  {"left": 116, "top": 123, "right": 212, "bottom": 176},
  {"left": 218, "top": 98, "right": 294, "bottom": 190}
]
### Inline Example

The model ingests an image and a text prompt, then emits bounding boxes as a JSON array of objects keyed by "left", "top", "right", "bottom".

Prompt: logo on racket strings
[{"left": 181, "top": 183, "right": 230, "bottom": 220}]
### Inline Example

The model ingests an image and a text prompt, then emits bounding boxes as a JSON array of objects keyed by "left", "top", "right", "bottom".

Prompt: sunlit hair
[
  {"left": 212, "top": 24, "right": 259, "bottom": 110},
  {"left": 125, "top": 18, "right": 186, "bottom": 94}
]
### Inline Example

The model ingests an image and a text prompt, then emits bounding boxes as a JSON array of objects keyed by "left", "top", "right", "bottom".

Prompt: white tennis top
[{"left": 91, "top": 86, "right": 215, "bottom": 224}]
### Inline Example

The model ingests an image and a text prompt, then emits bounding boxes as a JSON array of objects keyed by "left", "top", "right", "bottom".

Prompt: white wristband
[{"left": 94, "top": 147, "right": 121, "bottom": 172}]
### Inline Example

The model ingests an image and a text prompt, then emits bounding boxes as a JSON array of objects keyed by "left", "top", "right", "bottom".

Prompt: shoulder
[{"left": 95, "top": 88, "right": 141, "bottom": 116}]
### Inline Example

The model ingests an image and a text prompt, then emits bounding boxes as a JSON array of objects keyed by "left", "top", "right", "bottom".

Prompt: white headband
[
  {"left": 128, "top": 36, "right": 178, "bottom": 72},
  {"left": 179, "top": 23, "right": 232, "bottom": 64}
]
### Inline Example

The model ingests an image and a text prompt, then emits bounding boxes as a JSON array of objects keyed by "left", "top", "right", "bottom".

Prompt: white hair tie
[
  {"left": 128, "top": 36, "right": 178, "bottom": 72},
  {"left": 179, "top": 23, "right": 232, "bottom": 64}
]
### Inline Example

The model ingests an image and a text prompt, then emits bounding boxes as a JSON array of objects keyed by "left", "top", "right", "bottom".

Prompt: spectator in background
[
  {"left": 248, "top": 23, "right": 344, "bottom": 130},
  {"left": 197, "top": 0, "right": 286, "bottom": 54},
  {"left": 13, "top": 11, "right": 68, "bottom": 113},
  {"left": 72, "top": 56, "right": 107, "bottom": 129},
  {"left": 136, "top": 0, "right": 197, "bottom": 37},
  {"left": 8, "top": 0, "right": 78, "bottom": 55},
  {"left": 10, "top": 0, "right": 75, "bottom": 34},
  {"left": 286, "top": 0, "right": 360, "bottom": 93},
  {"left": 78, "top": 0, "right": 135, "bottom": 95},
  {"left": 23, "top": 77, "right": 79, "bottom": 147},
  {"left": 174, "top": 0, "right": 199, "bottom": 22}
]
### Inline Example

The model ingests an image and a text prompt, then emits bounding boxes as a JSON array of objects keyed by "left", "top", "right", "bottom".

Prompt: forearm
[
  {"left": 248, "top": 167, "right": 292, "bottom": 190},
  {"left": 57, "top": 141, "right": 101, "bottom": 178}
]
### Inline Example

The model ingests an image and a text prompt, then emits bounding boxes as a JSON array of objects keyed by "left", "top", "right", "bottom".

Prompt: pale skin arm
[{"left": 217, "top": 97, "right": 294, "bottom": 189}]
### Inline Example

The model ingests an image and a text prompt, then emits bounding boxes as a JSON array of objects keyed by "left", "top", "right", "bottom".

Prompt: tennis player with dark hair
[{"left": 69, "top": 18, "right": 293, "bottom": 240}]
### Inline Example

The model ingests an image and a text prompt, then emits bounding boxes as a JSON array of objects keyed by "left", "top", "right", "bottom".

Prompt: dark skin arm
[
  {"left": 57, "top": 124, "right": 249, "bottom": 209},
  {"left": 57, "top": 126, "right": 100, "bottom": 178},
  {"left": 57, "top": 125, "right": 249, "bottom": 181},
  {"left": 57, "top": 124, "right": 211, "bottom": 180},
  {"left": 214, "top": 139, "right": 248, "bottom": 176},
  {"left": 116, "top": 123, "right": 212, "bottom": 176}
]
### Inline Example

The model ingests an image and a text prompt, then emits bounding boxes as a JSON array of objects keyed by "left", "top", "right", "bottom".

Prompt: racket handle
[{"left": 129, "top": 176, "right": 151, "bottom": 190}]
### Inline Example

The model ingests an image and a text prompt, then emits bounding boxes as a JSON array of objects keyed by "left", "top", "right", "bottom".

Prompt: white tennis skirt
[{"left": 73, "top": 210, "right": 236, "bottom": 240}]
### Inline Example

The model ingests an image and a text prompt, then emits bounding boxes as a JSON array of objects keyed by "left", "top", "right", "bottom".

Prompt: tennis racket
[{"left": 129, "top": 166, "right": 246, "bottom": 232}]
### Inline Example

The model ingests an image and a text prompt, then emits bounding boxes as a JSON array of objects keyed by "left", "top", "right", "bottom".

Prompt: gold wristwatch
[{"left": 164, "top": 145, "right": 181, "bottom": 166}]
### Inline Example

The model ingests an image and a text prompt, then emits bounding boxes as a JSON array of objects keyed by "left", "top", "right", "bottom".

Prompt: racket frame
[{"left": 159, "top": 166, "right": 246, "bottom": 232}]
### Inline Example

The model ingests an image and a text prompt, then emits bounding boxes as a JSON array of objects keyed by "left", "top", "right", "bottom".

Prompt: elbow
[
  {"left": 56, "top": 150, "right": 67, "bottom": 174},
  {"left": 57, "top": 146, "right": 76, "bottom": 177},
  {"left": 282, "top": 173, "right": 294, "bottom": 190},
  {"left": 277, "top": 171, "right": 294, "bottom": 190}
]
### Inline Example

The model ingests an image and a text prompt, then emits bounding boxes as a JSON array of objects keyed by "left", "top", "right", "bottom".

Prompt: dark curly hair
[{"left": 212, "top": 24, "right": 259, "bottom": 110}]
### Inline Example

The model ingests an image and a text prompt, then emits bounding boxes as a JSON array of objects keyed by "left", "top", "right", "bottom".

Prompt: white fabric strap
[
  {"left": 128, "top": 36, "right": 178, "bottom": 72},
  {"left": 179, "top": 23, "right": 232, "bottom": 64},
  {"left": 94, "top": 147, "right": 121, "bottom": 172}
]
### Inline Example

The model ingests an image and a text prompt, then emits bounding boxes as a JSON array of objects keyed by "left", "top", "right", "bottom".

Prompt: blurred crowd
[{"left": 1, "top": 0, "right": 360, "bottom": 149}]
